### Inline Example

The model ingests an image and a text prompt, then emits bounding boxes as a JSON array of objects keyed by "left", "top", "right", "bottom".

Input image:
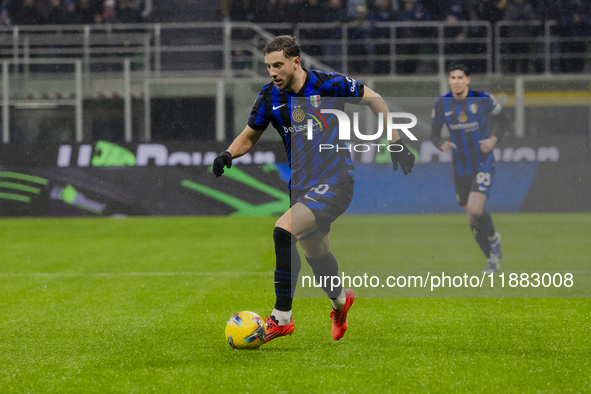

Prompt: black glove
[
  {"left": 212, "top": 151, "right": 232, "bottom": 178},
  {"left": 390, "top": 140, "right": 415, "bottom": 176}
]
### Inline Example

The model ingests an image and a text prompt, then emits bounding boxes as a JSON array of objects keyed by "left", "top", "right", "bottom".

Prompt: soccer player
[
  {"left": 213, "top": 35, "right": 415, "bottom": 342},
  {"left": 431, "top": 63, "right": 509, "bottom": 273}
]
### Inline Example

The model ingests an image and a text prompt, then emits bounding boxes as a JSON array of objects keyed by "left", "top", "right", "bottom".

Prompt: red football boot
[
  {"left": 264, "top": 315, "right": 295, "bottom": 343},
  {"left": 330, "top": 289, "right": 356, "bottom": 340}
]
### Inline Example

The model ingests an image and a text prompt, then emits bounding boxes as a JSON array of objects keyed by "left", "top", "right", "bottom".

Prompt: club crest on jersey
[
  {"left": 292, "top": 108, "right": 306, "bottom": 123},
  {"left": 458, "top": 112, "right": 468, "bottom": 123},
  {"left": 310, "top": 95, "right": 321, "bottom": 108},
  {"left": 469, "top": 103, "right": 478, "bottom": 114}
]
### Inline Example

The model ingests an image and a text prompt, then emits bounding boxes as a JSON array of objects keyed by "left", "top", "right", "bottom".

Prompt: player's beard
[{"left": 278, "top": 71, "right": 295, "bottom": 91}]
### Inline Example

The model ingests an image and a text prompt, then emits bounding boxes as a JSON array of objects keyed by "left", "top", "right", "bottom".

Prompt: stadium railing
[
  {"left": 1, "top": 21, "right": 591, "bottom": 143},
  {"left": 0, "top": 22, "right": 331, "bottom": 80},
  {"left": 0, "top": 20, "right": 590, "bottom": 77},
  {"left": 2, "top": 68, "right": 588, "bottom": 143},
  {"left": 290, "top": 20, "right": 492, "bottom": 75},
  {"left": 496, "top": 20, "right": 591, "bottom": 75}
]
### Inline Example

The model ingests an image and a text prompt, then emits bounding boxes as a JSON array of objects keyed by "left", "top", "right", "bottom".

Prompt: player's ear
[{"left": 293, "top": 56, "right": 301, "bottom": 69}]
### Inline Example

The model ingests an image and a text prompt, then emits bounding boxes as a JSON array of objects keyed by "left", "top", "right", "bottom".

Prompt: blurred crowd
[
  {"left": 220, "top": 0, "right": 575, "bottom": 25},
  {"left": 2, "top": 0, "right": 589, "bottom": 73},
  {"left": 222, "top": 0, "right": 591, "bottom": 74},
  {"left": 1, "top": 0, "right": 146, "bottom": 25}
]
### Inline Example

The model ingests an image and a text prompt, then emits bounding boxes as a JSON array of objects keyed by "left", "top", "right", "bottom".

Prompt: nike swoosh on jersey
[
  {"left": 444, "top": 111, "right": 454, "bottom": 116},
  {"left": 304, "top": 194, "right": 318, "bottom": 203},
  {"left": 273, "top": 104, "right": 286, "bottom": 110}
]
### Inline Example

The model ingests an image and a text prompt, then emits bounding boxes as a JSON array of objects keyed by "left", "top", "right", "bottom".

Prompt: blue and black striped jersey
[
  {"left": 431, "top": 89, "right": 502, "bottom": 176},
  {"left": 247, "top": 68, "right": 365, "bottom": 190}
]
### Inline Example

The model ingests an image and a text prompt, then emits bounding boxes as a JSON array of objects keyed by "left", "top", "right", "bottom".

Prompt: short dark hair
[
  {"left": 447, "top": 63, "right": 470, "bottom": 76},
  {"left": 263, "top": 35, "right": 301, "bottom": 58}
]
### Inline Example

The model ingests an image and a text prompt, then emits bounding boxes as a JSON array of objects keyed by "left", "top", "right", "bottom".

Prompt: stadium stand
[{"left": 0, "top": 0, "right": 590, "bottom": 143}]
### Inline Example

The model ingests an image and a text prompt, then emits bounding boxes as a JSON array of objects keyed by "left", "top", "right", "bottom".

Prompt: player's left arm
[
  {"left": 359, "top": 87, "right": 415, "bottom": 175},
  {"left": 479, "top": 95, "right": 510, "bottom": 154},
  {"left": 359, "top": 87, "right": 401, "bottom": 143}
]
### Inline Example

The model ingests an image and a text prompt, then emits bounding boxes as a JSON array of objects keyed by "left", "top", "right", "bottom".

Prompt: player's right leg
[
  {"left": 264, "top": 204, "right": 319, "bottom": 343},
  {"left": 264, "top": 209, "right": 300, "bottom": 343},
  {"left": 465, "top": 192, "right": 501, "bottom": 273}
]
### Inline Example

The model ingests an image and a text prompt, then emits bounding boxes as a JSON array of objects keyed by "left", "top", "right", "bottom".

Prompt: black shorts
[
  {"left": 290, "top": 182, "right": 354, "bottom": 234},
  {"left": 455, "top": 168, "right": 495, "bottom": 206}
]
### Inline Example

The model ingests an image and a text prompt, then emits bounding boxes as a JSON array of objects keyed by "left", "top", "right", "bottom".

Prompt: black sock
[
  {"left": 306, "top": 252, "right": 343, "bottom": 299},
  {"left": 273, "top": 227, "right": 301, "bottom": 312},
  {"left": 478, "top": 211, "right": 496, "bottom": 238},
  {"left": 471, "top": 212, "right": 494, "bottom": 258}
]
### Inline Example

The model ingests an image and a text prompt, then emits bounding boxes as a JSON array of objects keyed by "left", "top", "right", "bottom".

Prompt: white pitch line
[{"left": 0, "top": 272, "right": 270, "bottom": 278}]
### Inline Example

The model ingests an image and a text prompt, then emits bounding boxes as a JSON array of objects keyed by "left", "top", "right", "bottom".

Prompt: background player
[
  {"left": 431, "top": 63, "right": 510, "bottom": 273},
  {"left": 213, "top": 35, "right": 415, "bottom": 342}
]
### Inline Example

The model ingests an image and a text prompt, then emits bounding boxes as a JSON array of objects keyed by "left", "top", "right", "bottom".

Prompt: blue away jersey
[
  {"left": 247, "top": 68, "right": 365, "bottom": 190},
  {"left": 431, "top": 89, "right": 502, "bottom": 176}
]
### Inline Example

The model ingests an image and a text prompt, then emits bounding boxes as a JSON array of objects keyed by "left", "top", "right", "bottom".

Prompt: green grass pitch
[{"left": 1, "top": 214, "right": 590, "bottom": 392}]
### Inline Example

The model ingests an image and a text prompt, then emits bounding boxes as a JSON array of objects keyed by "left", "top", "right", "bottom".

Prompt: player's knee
[
  {"left": 304, "top": 246, "right": 330, "bottom": 260},
  {"left": 314, "top": 244, "right": 330, "bottom": 259},
  {"left": 466, "top": 206, "right": 483, "bottom": 221},
  {"left": 275, "top": 215, "right": 290, "bottom": 232},
  {"left": 300, "top": 235, "right": 329, "bottom": 259}
]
